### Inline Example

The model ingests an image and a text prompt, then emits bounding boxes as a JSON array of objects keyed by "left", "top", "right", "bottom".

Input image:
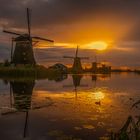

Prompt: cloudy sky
[{"left": 0, "top": 0, "right": 140, "bottom": 68}]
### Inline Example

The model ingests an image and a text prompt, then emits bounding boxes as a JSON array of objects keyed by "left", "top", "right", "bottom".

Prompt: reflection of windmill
[
  {"left": 64, "top": 46, "right": 89, "bottom": 73},
  {"left": 91, "top": 75, "right": 97, "bottom": 88},
  {"left": 3, "top": 8, "right": 54, "bottom": 65},
  {"left": 64, "top": 75, "right": 88, "bottom": 99},
  {"left": 2, "top": 80, "right": 53, "bottom": 138},
  {"left": 91, "top": 74, "right": 111, "bottom": 85},
  {"left": 10, "top": 80, "right": 35, "bottom": 138}
]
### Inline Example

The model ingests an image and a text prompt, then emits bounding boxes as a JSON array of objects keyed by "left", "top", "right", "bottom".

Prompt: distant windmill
[
  {"left": 91, "top": 55, "right": 100, "bottom": 73},
  {"left": 3, "top": 8, "right": 54, "bottom": 66},
  {"left": 63, "top": 46, "right": 89, "bottom": 73}
]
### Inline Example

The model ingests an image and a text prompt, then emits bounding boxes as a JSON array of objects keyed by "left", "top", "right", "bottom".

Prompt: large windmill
[
  {"left": 64, "top": 46, "right": 89, "bottom": 73},
  {"left": 10, "top": 80, "right": 35, "bottom": 138},
  {"left": 3, "top": 8, "right": 54, "bottom": 66}
]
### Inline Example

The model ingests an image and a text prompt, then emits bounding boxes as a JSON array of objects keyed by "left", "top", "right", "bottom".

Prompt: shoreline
[{"left": 0, "top": 65, "right": 139, "bottom": 81}]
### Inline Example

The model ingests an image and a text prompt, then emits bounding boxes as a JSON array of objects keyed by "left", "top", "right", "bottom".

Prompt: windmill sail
[
  {"left": 27, "top": 8, "right": 31, "bottom": 38},
  {"left": 32, "top": 36, "right": 54, "bottom": 42},
  {"left": 3, "top": 30, "right": 21, "bottom": 36}
]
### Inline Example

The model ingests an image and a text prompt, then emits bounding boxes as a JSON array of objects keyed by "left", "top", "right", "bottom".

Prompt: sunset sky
[{"left": 0, "top": 0, "right": 140, "bottom": 67}]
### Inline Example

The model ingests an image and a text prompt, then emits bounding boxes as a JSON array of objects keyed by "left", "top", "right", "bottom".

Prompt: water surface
[{"left": 0, "top": 73, "right": 140, "bottom": 140}]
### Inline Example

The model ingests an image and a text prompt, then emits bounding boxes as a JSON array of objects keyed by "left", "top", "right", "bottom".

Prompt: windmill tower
[
  {"left": 3, "top": 8, "right": 54, "bottom": 66},
  {"left": 64, "top": 46, "right": 89, "bottom": 73}
]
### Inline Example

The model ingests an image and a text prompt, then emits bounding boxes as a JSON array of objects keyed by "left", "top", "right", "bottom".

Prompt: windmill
[
  {"left": 10, "top": 80, "right": 35, "bottom": 138},
  {"left": 3, "top": 8, "right": 54, "bottom": 66},
  {"left": 91, "top": 54, "right": 101, "bottom": 73},
  {"left": 63, "top": 46, "right": 89, "bottom": 73}
]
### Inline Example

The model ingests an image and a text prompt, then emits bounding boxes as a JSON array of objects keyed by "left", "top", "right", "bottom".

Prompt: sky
[{"left": 0, "top": 0, "right": 140, "bottom": 68}]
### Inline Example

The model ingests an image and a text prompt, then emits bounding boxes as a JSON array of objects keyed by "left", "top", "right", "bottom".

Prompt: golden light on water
[{"left": 93, "top": 91, "right": 105, "bottom": 100}]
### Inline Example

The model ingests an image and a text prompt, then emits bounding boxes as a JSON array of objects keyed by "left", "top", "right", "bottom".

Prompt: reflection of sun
[
  {"left": 86, "top": 41, "right": 108, "bottom": 50},
  {"left": 93, "top": 91, "right": 105, "bottom": 100}
]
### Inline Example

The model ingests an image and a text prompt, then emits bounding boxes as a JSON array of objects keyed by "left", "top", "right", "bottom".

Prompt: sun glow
[
  {"left": 36, "top": 41, "right": 109, "bottom": 51},
  {"left": 84, "top": 41, "right": 108, "bottom": 50}
]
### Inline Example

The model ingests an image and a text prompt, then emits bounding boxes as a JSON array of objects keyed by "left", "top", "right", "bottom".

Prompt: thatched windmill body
[
  {"left": 64, "top": 46, "right": 89, "bottom": 73},
  {"left": 3, "top": 8, "right": 54, "bottom": 66}
]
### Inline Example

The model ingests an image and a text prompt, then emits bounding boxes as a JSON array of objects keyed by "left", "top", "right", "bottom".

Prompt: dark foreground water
[{"left": 0, "top": 73, "right": 140, "bottom": 140}]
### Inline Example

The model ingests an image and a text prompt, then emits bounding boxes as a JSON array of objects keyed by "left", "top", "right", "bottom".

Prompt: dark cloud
[
  {"left": 0, "top": 0, "right": 140, "bottom": 26},
  {"left": 0, "top": 0, "right": 140, "bottom": 40},
  {"left": 122, "top": 23, "right": 140, "bottom": 41}
]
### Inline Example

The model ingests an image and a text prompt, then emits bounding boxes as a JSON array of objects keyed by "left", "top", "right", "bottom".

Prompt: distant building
[
  {"left": 49, "top": 63, "right": 68, "bottom": 73},
  {"left": 91, "top": 62, "right": 111, "bottom": 74}
]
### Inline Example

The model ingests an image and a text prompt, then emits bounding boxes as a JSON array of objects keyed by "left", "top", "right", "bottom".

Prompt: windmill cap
[{"left": 14, "top": 34, "right": 31, "bottom": 41}]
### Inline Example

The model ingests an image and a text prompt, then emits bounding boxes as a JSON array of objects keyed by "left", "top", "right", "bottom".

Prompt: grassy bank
[{"left": 0, "top": 65, "right": 62, "bottom": 79}]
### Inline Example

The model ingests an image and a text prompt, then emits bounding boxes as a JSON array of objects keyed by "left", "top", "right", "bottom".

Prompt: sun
[{"left": 86, "top": 41, "right": 108, "bottom": 50}]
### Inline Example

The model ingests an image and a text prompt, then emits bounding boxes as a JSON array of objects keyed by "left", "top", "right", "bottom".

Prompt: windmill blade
[
  {"left": 75, "top": 46, "right": 79, "bottom": 58},
  {"left": 27, "top": 8, "right": 31, "bottom": 37},
  {"left": 80, "top": 57, "right": 89, "bottom": 59},
  {"left": 32, "top": 36, "right": 54, "bottom": 43},
  {"left": 63, "top": 56, "right": 74, "bottom": 59},
  {"left": 32, "top": 41, "right": 39, "bottom": 47},
  {"left": 23, "top": 111, "right": 29, "bottom": 138},
  {"left": 3, "top": 30, "right": 21, "bottom": 36}
]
